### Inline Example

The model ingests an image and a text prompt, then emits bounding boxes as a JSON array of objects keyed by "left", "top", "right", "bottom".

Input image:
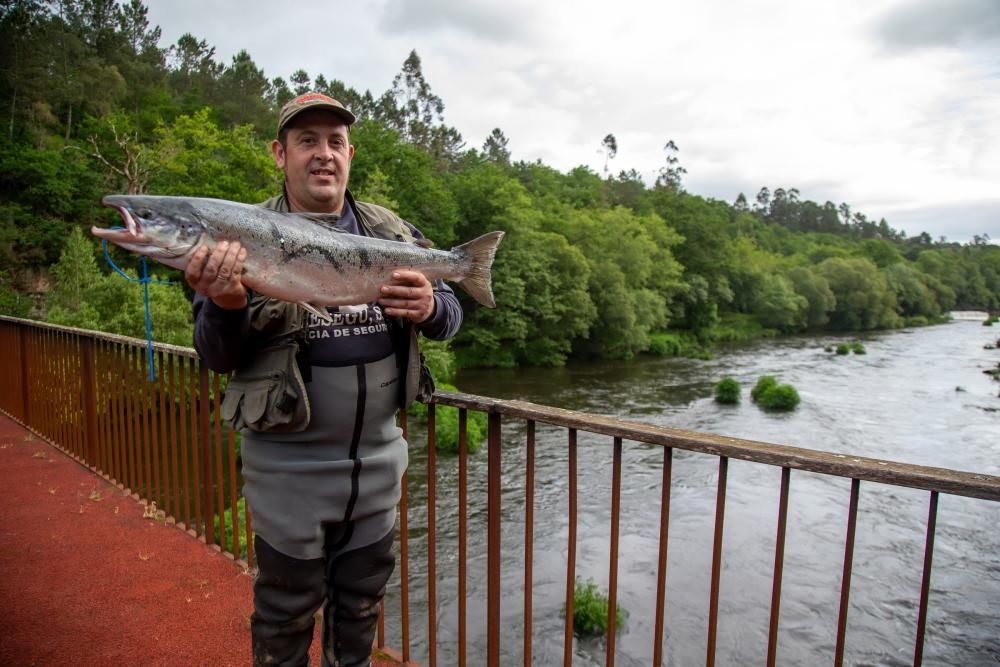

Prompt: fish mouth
[{"left": 101, "top": 197, "right": 140, "bottom": 236}]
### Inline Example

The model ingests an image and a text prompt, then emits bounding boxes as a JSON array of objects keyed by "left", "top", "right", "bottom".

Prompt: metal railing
[{"left": 2, "top": 316, "right": 998, "bottom": 666}]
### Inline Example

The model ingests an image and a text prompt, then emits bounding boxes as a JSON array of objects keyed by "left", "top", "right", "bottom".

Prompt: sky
[{"left": 145, "top": 0, "right": 1000, "bottom": 243}]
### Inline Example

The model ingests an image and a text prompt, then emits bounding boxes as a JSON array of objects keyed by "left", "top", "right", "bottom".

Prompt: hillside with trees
[{"left": 2, "top": 1, "right": 998, "bottom": 367}]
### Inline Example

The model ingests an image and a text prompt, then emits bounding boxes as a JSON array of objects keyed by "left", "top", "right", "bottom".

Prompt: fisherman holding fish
[{"left": 184, "top": 92, "right": 469, "bottom": 667}]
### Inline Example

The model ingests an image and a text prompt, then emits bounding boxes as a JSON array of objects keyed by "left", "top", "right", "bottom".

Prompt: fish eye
[{"left": 137, "top": 208, "right": 152, "bottom": 219}]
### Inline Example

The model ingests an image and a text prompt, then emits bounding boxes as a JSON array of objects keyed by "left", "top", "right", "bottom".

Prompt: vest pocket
[{"left": 222, "top": 343, "right": 311, "bottom": 432}]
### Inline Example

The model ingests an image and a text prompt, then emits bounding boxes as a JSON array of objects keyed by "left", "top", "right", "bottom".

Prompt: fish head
[{"left": 93, "top": 195, "right": 206, "bottom": 269}]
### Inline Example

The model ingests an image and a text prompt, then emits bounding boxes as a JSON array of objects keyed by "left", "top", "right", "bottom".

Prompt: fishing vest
[{"left": 222, "top": 192, "right": 434, "bottom": 433}]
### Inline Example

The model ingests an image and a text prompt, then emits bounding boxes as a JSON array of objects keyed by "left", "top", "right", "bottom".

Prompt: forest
[{"left": 2, "top": 0, "right": 999, "bottom": 369}]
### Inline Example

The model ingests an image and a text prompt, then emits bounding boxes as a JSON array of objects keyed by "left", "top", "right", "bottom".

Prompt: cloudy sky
[{"left": 146, "top": 0, "right": 1000, "bottom": 242}]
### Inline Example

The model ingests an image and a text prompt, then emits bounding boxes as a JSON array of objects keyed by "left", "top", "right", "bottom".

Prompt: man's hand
[
  {"left": 184, "top": 240, "right": 248, "bottom": 310},
  {"left": 379, "top": 270, "right": 436, "bottom": 323}
]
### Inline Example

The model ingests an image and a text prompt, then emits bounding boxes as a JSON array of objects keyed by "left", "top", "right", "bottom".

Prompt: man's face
[{"left": 271, "top": 109, "right": 354, "bottom": 213}]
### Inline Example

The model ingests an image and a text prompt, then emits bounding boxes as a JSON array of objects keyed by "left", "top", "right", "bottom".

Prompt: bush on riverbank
[
  {"left": 714, "top": 377, "right": 741, "bottom": 404},
  {"left": 563, "top": 578, "right": 627, "bottom": 636},
  {"left": 408, "top": 383, "right": 486, "bottom": 454},
  {"left": 647, "top": 331, "right": 711, "bottom": 359},
  {"left": 835, "top": 343, "right": 850, "bottom": 355},
  {"left": 752, "top": 376, "right": 800, "bottom": 411},
  {"left": 851, "top": 342, "right": 866, "bottom": 354}
]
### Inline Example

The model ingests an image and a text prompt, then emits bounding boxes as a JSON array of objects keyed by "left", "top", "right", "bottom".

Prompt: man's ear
[{"left": 270, "top": 139, "right": 286, "bottom": 169}]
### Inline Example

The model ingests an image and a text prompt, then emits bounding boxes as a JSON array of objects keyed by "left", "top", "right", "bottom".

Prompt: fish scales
[{"left": 93, "top": 194, "right": 504, "bottom": 314}]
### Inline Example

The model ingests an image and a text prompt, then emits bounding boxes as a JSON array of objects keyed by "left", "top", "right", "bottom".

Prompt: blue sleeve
[
  {"left": 192, "top": 293, "right": 251, "bottom": 373},
  {"left": 402, "top": 220, "right": 464, "bottom": 340}
]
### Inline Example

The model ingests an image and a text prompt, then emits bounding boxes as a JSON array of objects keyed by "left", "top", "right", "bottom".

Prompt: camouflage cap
[{"left": 276, "top": 92, "right": 356, "bottom": 135}]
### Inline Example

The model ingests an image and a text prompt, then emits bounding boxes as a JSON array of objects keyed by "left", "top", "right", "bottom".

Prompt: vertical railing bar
[
  {"left": 112, "top": 343, "right": 125, "bottom": 486},
  {"left": 95, "top": 340, "right": 108, "bottom": 473},
  {"left": 199, "top": 364, "right": 213, "bottom": 543},
  {"left": 50, "top": 331, "right": 61, "bottom": 449},
  {"left": 168, "top": 356, "right": 179, "bottom": 521},
  {"left": 159, "top": 351, "right": 170, "bottom": 511},
  {"left": 152, "top": 351, "right": 164, "bottom": 509},
  {"left": 128, "top": 345, "right": 141, "bottom": 494},
  {"left": 834, "top": 478, "right": 861, "bottom": 667},
  {"left": 427, "top": 403, "right": 437, "bottom": 667},
  {"left": 706, "top": 456, "right": 729, "bottom": 667},
  {"left": 180, "top": 358, "right": 193, "bottom": 529},
  {"left": 563, "top": 428, "right": 578, "bottom": 667},
  {"left": 522, "top": 419, "right": 535, "bottom": 667},
  {"left": 605, "top": 436, "right": 623, "bottom": 666},
  {"left": 399, "top": 409, "right": 410, "bottom": 662},
  {"left": 53, "top": 331, "right": 64, "bottom": 449},
  {"left": 458, "top": 408, "right": 469, "bottom": 667},
  {"left": 213, "top": 373, "right": 225, "bottom": 549},
  {"left": 228, "top": 427, "right": 240, "bottom": 560},
  {"left": 141, "top": 346, "right": 153, "bottom": 500},
  {"left": 767, "top": 466, "right": 791, "bottom": 667},
  {"left": 458, "top": 407, "right": 468, "bottom": 667},
  {"left": 74, "top": 335, "right": 84, "bottom": 458},
  {"left": 913, "top": 490, "right": 939, "bottom": 667},
  {"left": 59, "top": 333, "right": 69, "bottom": 453},
  {"left": 487, "top": 411, "right": 502, "bottom": 667},
  {"left": 18, "top": 325, "right": 30, "bottom": 425},
  {"left": 78, "top": 336, "right": 88, "bottom": 460},
  {"left": 652, "top": 447, "right": 673, "bottom": 666}
]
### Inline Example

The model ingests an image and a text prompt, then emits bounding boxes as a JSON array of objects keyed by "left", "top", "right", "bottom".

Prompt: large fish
[{"left": 92, "top": 195, "right": 504, "bottom": 320}]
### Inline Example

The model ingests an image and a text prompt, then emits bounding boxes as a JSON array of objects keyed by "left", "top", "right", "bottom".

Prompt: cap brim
[{"left": 278, "top": 104, "right": 357, "bottom": 134}]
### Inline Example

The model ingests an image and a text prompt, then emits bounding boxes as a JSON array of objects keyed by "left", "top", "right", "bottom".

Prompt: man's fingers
[
  {"left": 389, "top": 270, "right": 430, "bottom": 287},
  {"left": 184, "top": 245, "right": 209, "bottom": 288}
]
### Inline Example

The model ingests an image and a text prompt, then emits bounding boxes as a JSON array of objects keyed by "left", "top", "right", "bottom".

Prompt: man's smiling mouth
[{"left": 311, "top": 168, "right": 335, "bottom": 176}]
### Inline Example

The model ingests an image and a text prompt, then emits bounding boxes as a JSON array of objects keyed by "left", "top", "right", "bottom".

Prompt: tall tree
[
  {"left": 482, "top": 128, "right": 510, "bottom": 165},
  {"left": 600, "top": 133, "right": 617, "bottom": 174},
  {"left": 655, "top": 139, "right": 686, "bottom": 192}
]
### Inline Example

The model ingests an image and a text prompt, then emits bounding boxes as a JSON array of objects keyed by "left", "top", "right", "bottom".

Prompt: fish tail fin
[{"left": 454, "top": 230, "right": 505, "bottom": 308}]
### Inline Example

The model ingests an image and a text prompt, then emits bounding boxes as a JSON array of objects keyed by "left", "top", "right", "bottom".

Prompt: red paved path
[{"left": 0, "top": 416, "right": 400, "bottom": 666}]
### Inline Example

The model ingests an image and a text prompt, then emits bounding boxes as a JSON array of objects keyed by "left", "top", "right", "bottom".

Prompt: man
[{"left": 186, "top": 92, "right": 463, "bottom": 666}]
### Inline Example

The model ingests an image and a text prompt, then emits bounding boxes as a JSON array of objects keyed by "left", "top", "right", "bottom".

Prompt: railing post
[
  {"left": 487, "top": 411, "right": 502, "bottom": 667},
  {"left": 19, "top": 325, "right": 31, "bottom": 425},
  {"left": 80, "top": 337, "right": 99, "bottom": 466},
  {"left": 199, "top": 364, "right": 215, "bottom": 545}
]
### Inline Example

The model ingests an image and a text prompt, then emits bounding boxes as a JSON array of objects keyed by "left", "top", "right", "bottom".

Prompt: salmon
[{"left": 92, "top": 195, "right": 503, "bottom": 319}]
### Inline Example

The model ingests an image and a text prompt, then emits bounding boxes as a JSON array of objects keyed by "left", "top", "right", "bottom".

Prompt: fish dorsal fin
[{"left": 298, "top": 301, "right": 332, "bottom": 323}]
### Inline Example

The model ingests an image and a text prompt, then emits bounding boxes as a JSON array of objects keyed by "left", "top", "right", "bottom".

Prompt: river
[{"left": 384, "top": 320, "right": 1000, "bottom": 665}]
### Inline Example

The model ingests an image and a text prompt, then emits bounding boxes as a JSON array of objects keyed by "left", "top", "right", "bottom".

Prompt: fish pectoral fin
[{"left": 298, "top": 301, "right": 332, "bottom": 323}]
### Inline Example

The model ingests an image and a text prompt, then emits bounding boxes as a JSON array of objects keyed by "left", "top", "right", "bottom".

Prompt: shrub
[
  {"left": 562, "top": 578, "right": 627, "bottom": 636},
  {"left": 751, "top": 376, "right": 778, "bottom": 402},
  {"left": 757, "top": 384, "right": 801, "bottom": 411},
  {"left": 851, "top": 342, "right": 866, "bottom": 354},
  {"left": 905, "top": 315, "right": 929, "bottom": 327},
  {"left": 408, "top": 383, "right": 486, "bottom": 454},
  {"left": 984, "top": 316, "right": 997, "bottom": 326},
  {"left": 823, "top": 345, "right": 834, "bottom": 353},
  {"left": 835, "top": 343, "right": 851, "bottom": 355},
  {"left": 714, "top": 377, "right": 740, "bottom": 404}
]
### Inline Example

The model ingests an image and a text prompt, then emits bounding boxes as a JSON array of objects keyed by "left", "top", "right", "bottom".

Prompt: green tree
[{"left": 817, "top": 257, "right": 899, "bottom": 330}]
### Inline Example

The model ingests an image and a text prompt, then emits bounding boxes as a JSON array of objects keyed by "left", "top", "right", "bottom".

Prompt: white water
[{"left": 387, "top": 321, "right": 1000, "bottom": 665}]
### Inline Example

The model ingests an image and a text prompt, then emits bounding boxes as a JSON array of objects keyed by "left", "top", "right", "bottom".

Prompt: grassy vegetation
[
  {"left": 751, "top": 376, "right": 801, "bottom": 411},
  {"left": 714, "top": 377, "right": 741, "bottom": 404},
  {"left": 408, "top": 383, "right": 487, "bottom": 454},
  {"left": 563, "top": 578, "right": 627, "bottom": 636}
]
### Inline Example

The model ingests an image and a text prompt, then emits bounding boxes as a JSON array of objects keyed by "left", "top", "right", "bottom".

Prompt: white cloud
[{"left": 146, "top": 0, "right": 1000, "bottom": 241}]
